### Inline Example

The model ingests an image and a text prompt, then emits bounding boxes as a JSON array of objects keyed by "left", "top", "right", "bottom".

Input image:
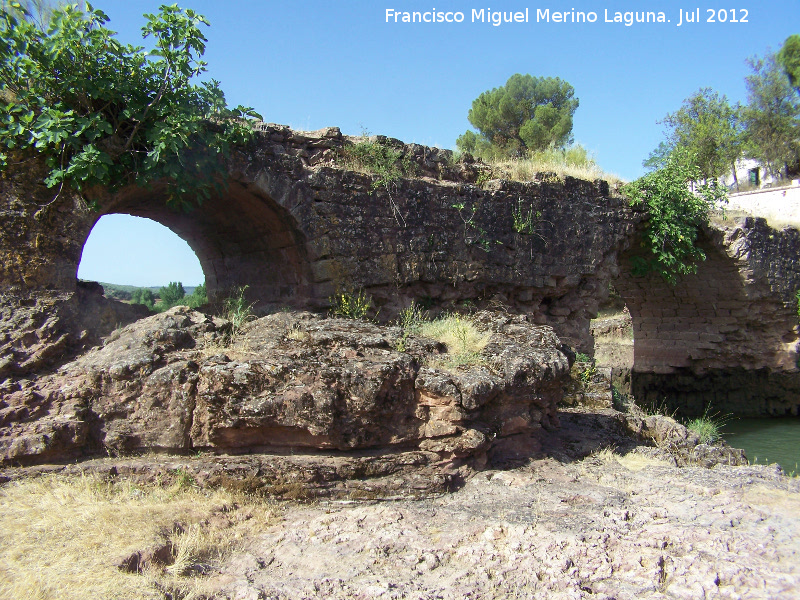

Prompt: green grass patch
[{"left": 686, "top": 408, "right": 729, "bottom": 444}]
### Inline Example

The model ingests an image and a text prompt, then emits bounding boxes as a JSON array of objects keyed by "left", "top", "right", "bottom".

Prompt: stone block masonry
[
  {"left": 616, "top": 219, "right": 800, "bottom": 416},
  {"left": 2, "top": 124, "right": 799, "bottom": 419},
  {"left": 0, "top": 125, "right": 638, "bottom": 369}
]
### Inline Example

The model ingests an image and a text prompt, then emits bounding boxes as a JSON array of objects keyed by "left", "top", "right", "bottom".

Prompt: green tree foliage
[
  {"left": 659, "top": 88, "right": 744, "bottom": 184},
  {"left": 643, "top": 141, "right": 674, "bottom": 172},
  {"left": 741, "top": 52, "right": 800, "bottom": 177},
  {"left": 778, "top": 34, "right": 800, "bottom": 96},
  {"left": 456, "top": 74, "right": 579, "bottom": 158},
  {"left": 130, "top": 287, "right": 155, "bottom": 310},
  {"left": 622, "top": 149, "right": 727, "bottom": 284},
  {"left": 185, "top": 282, "right": 207, "bottom": 308},
  {"left": 0, "top": 2, "right": 261, "bottom": 208},
  {"left": 158, "top": 281, "right": 185, "bottom": 309}
]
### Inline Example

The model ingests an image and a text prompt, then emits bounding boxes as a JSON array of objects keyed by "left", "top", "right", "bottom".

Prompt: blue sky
[{"left": 77, "top": 0, "right": 799, "bottom": 287}]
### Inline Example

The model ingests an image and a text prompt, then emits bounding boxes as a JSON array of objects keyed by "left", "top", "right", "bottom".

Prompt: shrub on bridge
[
  {"left": 622, "top": 149, "right": 727, "bottom": 284},
  {"left": 0, "top": 3, "right": 261, "bottom": 208}
]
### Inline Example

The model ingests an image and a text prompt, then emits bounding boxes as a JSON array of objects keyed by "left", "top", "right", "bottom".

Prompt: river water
[{"left": 721, "top": 418, "right": 800, "bottom": 474}]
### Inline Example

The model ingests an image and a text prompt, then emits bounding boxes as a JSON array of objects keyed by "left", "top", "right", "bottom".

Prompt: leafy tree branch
[{"left": 0, "top": 2, "right": 262, "bottom": 208}]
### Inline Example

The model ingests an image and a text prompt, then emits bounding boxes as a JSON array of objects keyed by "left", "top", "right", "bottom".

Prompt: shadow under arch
[
  {"left": 82, "top": 178, "right": 314, "bottom": 311},
  {"left": 612, "top": 226, "right": 799, "bottom": 417}
]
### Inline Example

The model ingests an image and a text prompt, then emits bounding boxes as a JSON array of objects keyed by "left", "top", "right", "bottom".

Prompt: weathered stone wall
[
  {"left": 3, "top": 125, "right": 800, "bottom": 420},
  {"left": 0, "top": 125, "right": 638, "bottom": 364},
  {"left": 616, "top": 219, "right": 800, "bottom": 416}
]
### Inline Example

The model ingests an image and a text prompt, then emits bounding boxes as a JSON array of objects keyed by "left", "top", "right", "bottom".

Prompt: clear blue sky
[{"left": 77, "top": 0, "right": 799, "bottom": 287}]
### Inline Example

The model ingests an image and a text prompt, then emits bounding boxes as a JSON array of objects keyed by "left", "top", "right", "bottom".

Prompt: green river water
[{"left": 721, "top": 418, "right": 800, "bottom": 474}]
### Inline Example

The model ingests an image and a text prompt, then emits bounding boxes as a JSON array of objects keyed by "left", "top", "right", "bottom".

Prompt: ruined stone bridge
[{"left": 2, "top": 125, "right": 799, "bottom": 417}]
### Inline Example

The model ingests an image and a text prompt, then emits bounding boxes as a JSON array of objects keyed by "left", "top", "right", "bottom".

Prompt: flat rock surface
[{"left": 212, "top": 457, "right": 799, "bottom": 600}]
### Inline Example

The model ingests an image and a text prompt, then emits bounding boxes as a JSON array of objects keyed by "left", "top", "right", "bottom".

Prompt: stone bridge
[{"left": 1, "top": 125, "right": 799, "bottom": 416}]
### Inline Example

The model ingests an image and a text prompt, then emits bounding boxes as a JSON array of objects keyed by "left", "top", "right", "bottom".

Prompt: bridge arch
[
  {"left": 79, "top": 177, "right": 314, "bottom": 311},
  {"left": 613, "top": 225, "right": 800, "bottom": 417}
]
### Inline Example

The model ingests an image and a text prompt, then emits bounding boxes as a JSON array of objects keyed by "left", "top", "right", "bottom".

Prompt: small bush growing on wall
[
  {"left": 622, "top": 149, "right": 727, "bottom": 284},
  {"left": 329, "top": 288, "right": 372, "bottom": 319},
  {"left": 338, "top": 137, "right": 415, "bottom": 193}
]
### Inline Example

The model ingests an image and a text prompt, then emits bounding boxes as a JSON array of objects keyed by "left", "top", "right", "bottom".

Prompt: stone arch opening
[
  {"left": 613, "top": 228, "right": 800, "bottom": 417},
  {"left": 78, "top": 214, "right": 205, "bottom": 291},
  {"left": 80, "top": 180, "right": 313, "bottom": 312}
]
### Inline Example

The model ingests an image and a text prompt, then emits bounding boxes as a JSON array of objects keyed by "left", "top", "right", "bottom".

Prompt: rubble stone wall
[
  {"left": 3, "top": 125, "right": 800, "bottom": 420},
  {"left": 615, "top": 219, "right": 800, "bottom": 416},
  {"left": 0, "top": 125, "right": 638, "bottom": 360}
]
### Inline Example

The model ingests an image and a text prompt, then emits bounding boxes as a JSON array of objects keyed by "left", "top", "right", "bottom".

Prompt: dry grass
[
  {"left": 489, "top": 155, "right": 623, "bottom": 187},
  {"left": 419, "top": 314, "right": 490, "bottom": 368},
  {"left": 0, "top": 473, "right": 280, "bottom": 600},
  {"left": 196, "top": 337, "right": 258, "bottom": 361},
  {"left": 591, "top": 447, "right": 672, "bottom": 471},
  {"left": 286, "top": 325, "right": 308, "bottom": 342}
]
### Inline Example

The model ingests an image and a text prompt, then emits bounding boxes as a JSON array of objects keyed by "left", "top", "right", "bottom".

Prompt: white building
[{"left": 719, "top": 158, "right": 784, "bottom": 191}]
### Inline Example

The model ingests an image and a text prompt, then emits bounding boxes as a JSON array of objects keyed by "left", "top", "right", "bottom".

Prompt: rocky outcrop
[
  {"left": 210, "top": 459, "right": 798, "bottom": 600},
  {"left": 0, "top": 283, "right": 149, "bottom": 380},
  {"left": 0, "top": 307, "right": 571, "bottom": 466}
]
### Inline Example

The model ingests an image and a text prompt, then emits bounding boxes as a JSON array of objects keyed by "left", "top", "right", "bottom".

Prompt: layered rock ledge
[{"left": 0, "top": 307, "right": 571, "bottom": 467}]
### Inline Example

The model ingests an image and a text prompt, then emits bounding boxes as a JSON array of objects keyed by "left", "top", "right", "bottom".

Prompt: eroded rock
[{"left": 0, "top": 307, "right": 570, "bottom": 466}]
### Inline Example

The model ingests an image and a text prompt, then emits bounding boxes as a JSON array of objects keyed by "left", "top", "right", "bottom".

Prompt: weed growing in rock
[
  {"left": 452, "top": 201, "right": 496, "bottom": 251},
  {"left": 337, "top": 135, "right": 415, "bottom": 193},
  {"left": 337, "top": 133, "right": 415, "bottom": 225},
  {"left": 474, "top": 169, "right": 493, "bottom": 187},
  {"left": 579, "top": 363, "right": 598, "bottom": 384},
  {"left": 796, "top": 289, "right": 800, "bottom": 318},
  {"left": 512, "top": 199, "right": 543, "bottom": 235},
  {"left": 329, "top": 288, "right": 372, "bottom": 319},
  {"left": 395, "top": 301, "right": 427, "bottom": 351},
  {"left": 221, "top": 285, "right": 255, "bottom": 343},
  {"left": 398, "top": 301, "right": 427, "bottom": 333},
  {"left": 686, "top": 407, "right": 729, "bottom": 444},
  {"left": 611, "top": 385, "right": 634, "bottom": 412},
  {"left": 420, "top": 313, "right": 490, "bottom": 368}
]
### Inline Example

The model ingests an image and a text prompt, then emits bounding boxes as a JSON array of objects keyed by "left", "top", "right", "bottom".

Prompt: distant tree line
[
  {"left": 646, "top": 35, "right": 800, "bottom": 185},
  {"left": 131, "top": 282, "right": 207, "bottom": 311}
]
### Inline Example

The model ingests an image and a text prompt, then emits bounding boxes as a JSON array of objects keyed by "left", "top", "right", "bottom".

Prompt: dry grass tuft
[
  {"left": 0, "top": 473, "right": 280, "bottom": 600},
  {"left": 195, "top": 336, "right": 258, "bottom": 362},
  {"left": 419, "top": 314, "right": 490, "bottom": 369},
  {"left": 488, "top": 155, "right": 623, "bottom": 187},
  {"left": 591, "top": 447, "right": 672, "bottom": 471},
  {"left": 286, "top": 324, "right": 309, "bottom": 342}
]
